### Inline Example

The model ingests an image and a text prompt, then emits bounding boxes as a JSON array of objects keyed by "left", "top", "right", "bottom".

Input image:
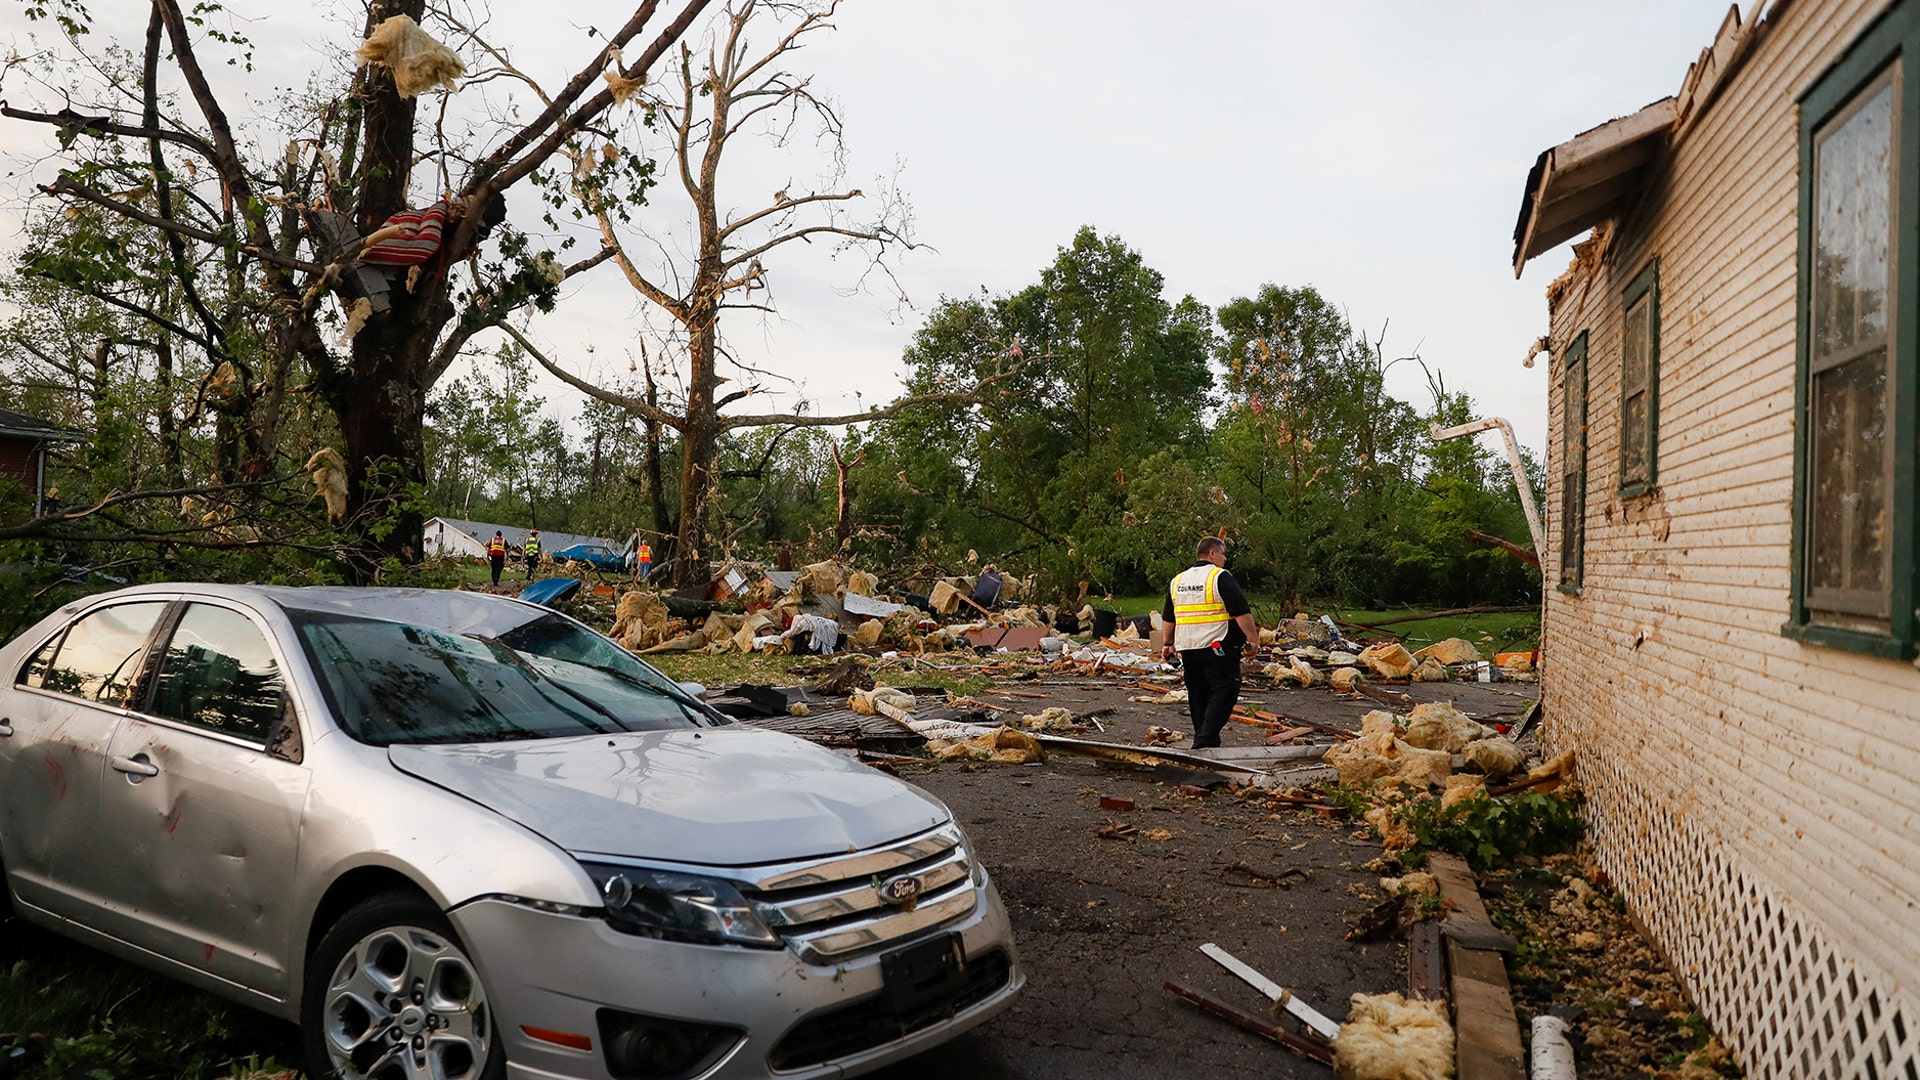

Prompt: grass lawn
[
  {"left": 1334, "top": 607, "right": 1540, "bottom": 653},
  {"left": 1090, "top": 594, "right": 1539, "bottom": 653},
  {"left": 0, "top": 918, "right": 300, "bottom": 1078}
]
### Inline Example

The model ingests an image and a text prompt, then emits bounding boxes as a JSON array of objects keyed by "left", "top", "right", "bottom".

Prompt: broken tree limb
[
  {"left": 1464, "top": 528, "right": 1541, "bottom": 570},
  {"left": 1162, "top": 982, "right": 1335, "bottom": 1065},
  {"left": 1355, "top": 684, "right": 1417, "bottom": 708}
]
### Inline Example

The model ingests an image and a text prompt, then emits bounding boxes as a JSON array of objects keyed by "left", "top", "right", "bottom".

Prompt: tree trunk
[
  {"left": 641, "top": 361, "right": 674, "bottom": 540},
  {"left": 155, "top": 337, "right": 182, "bottom": 487},
  {"left": 328, "top": 366, "right": 428, "bottom": 581},
  {"left": 669, "top": 316, "right": 720, "bottom": 586}
]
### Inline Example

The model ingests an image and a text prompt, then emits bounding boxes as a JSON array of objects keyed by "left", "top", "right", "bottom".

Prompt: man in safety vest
[
  {"left": 487, "top": 531, "right": 507, "bottom": 586},
  {"left": 637, "top": 539, "right": 653, "bottom": 580},
  {"left": 1160, "top": 535, "right": 1259, "bottom": 749},
  {"left": 524, "top": 529, "right": 542, "bottom": 577}
]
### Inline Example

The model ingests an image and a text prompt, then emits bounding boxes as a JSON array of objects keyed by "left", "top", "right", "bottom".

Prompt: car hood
[{"left": 387, "top": 727, "right": 949, "bottom": 866}]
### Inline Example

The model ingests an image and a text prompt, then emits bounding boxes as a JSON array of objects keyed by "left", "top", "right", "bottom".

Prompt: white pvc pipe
[
  {"left": 1530, "top": 1015, "right": 1578, "bottom": 1080},
  {"left": 1429, "top": 416, "right": 1547, "bottom": 558}
]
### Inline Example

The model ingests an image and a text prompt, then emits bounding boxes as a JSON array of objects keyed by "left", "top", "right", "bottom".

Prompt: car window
[
  {"left": 18, "top": 632, "right": 63, "bottom": 689},
  {"left": 34, "top": 602, "right": 169, "bottom": 705},
  {"left": 148, "top": 604, "right": 286, "bottom": 743},
  {"left": 294, "top": 613, "right": 707, "bottom": 746}
]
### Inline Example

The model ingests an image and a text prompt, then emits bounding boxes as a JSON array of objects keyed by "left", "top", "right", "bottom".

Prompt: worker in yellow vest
[
  {"left": 637, "top": 540, "right": 653, "bottom": 581},
  {"left": 1160, "top": 535, "right": 1259, "bottom": 749},
  {"left": 487, "top": 531, "right": 507, "bottom": 586},
  {"left": 524, "top": 529, "right": 542, "bottom": 578}
]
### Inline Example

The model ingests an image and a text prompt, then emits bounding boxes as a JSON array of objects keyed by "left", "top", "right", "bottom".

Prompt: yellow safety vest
[
  {"left": 1169, "top": 565, "right": 1231, "bottom": 651},
  {"left": 638, "top": 544, "right": 652, "bottom": 562},
  {"left": 526, "top": 535, "right": 541, "bottom": 555}
]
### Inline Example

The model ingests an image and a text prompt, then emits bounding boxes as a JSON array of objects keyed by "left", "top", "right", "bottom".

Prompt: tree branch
[
  {"left": 718, "top": 189, "right": 858, "bottom": 241},
  {"left": 718, "top": 358, "right": 1023, "bottom": 430},
  {"left": 0, "top": 102, "right": 218, "bottom": 161},
  {"left": 0, "top": 474, "right": 300, "bottom": 541},
  {"left": 500, "top": 322, "right": 686, "bottom": 429},
  {"left": 42, "top": 175, "right": 321, "bottom": 274}
]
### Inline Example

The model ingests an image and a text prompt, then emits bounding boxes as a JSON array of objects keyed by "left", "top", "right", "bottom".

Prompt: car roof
[{"left": 84, "top": 583, "right": 549, "bottom": 638}]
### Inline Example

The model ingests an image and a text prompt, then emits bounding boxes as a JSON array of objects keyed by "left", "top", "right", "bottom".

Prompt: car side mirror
[{"left": 676, "top": 681, "right": 706, "bottom": 699}]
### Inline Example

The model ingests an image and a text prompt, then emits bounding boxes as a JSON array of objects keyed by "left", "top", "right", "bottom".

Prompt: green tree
[{"left": 866, "top": 227, "right": 1214, "bottom": 594}]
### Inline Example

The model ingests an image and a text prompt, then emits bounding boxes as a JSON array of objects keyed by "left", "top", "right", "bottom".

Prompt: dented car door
[
  {"left": 0, "top": 600, "right": 170, "bottom": 915},
  {"left": 90, "top": 601, "right": 310, "bottom": 999}
]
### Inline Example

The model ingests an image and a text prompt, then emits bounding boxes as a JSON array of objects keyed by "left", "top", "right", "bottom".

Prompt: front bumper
[{"left": 450, "top": 877, "right": 1022, "bottom": 1080}]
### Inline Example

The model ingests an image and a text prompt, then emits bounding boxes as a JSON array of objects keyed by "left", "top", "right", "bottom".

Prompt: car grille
[
  {"left": 766, "top": 949, "right": 1012, "bottom": 1072},
  {"left": 744, "top": 823, "right": 979, "bottom": 962}
]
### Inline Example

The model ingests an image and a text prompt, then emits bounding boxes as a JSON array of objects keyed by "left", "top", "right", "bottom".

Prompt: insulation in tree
[{"left": 356, "top": 15, "right": 465, "bottom": 98}]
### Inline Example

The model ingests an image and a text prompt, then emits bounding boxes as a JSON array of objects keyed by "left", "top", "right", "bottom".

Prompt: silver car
[{"left": 0, "top": 585, "right": 1022, "bottom": 1080}]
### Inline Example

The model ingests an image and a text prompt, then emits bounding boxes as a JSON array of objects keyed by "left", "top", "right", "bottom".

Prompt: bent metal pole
[{"left": 1429, "top": 416, "right": 1547, "bottom": 558}]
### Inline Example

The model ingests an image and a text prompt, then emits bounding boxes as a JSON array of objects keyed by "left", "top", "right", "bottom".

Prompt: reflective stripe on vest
[
  {"left": 638, "top": 544, "right": 652, "bottom": 561},
  {"left": 1170, "top": 565, "right": 1231, "bottom": 651}
]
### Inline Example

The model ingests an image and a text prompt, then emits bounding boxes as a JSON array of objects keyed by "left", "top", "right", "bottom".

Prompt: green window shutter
[
  {"left": 1559, "top": 331, "right": 1588, "bottom": 595},
  {"left": 1619, "top": 261, "right": 1660, "bottom": 497},
  {"left": 1785, "top": 3, "right": 1919, "bottom": 659}
]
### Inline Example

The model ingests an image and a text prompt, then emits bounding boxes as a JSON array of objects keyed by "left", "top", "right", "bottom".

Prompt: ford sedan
[{"left": 0, "top": 585, "right": 1021, "bottom": 1079}]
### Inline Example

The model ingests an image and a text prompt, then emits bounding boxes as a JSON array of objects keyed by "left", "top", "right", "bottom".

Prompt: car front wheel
[{"left": 303, "top": 893, "right": 503, "bottom": 1080}]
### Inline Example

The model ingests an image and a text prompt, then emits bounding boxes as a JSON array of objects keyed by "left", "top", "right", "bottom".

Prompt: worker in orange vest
[
  {"left": 637, "top": 539, "right": 653, "bottom": 581},
  {"left": 487, "top": 531, "right": 507, "bottom": 586}
]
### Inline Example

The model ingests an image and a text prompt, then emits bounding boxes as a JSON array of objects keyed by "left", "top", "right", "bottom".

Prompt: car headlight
[{"left": 581, "top": 862, "right": 779, "bottom": 948}]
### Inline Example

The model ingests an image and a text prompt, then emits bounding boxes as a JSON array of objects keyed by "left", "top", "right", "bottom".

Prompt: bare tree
[
  {"left": 505, "top": 0, "right": 1018, "bottom": 584},
  {"left": 5, "top": 0, "right": 713, "bottom": 578}
]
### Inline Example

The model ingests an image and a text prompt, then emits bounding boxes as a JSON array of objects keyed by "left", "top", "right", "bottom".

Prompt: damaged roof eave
[{"left": 1512, "top": 97, "right": 1679, "bottom": 277}]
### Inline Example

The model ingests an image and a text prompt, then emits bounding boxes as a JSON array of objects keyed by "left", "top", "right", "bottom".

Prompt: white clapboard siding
[{"left": 1537, "top": 1, "right": 1920, "bottom": 1074}]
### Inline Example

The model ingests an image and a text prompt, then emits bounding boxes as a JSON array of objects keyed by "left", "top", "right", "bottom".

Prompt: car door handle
[{"left": 111, "top": 754, "right": 160, "bottom": 778}]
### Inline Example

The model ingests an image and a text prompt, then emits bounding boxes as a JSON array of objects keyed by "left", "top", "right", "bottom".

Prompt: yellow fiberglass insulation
[
  {"left": 1358, "top": 641, "right": 1417, "bottom": 679},
  {"left": 1401, "top": 702, "right": 1490, "bottom": 753},
  {"left": 1359, "top": 710, "right": 1401, "bottom": 738},
  {"left": 1441, "top": 773, "right": 1487, "bottom": 809},
  {"left": 356, "top": 15, "right": 465, "bottom": 98},
  {"left": 1335, "top": 992, "right": 1455, "bottom": 1080},
  {"left": 1463, "top": 736, "right": 1525, "bottom": 779},
  {"left": 305, "top": 448, "right": 348, "bottom": 520}
]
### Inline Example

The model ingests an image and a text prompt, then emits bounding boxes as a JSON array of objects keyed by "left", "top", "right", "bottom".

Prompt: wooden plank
[
  {"left": 1407, "top": 921, "right": 1447, "bottom": 1003},
  {"left": 1427, "top": 854, "right": 1525, "bottom": 1080}
]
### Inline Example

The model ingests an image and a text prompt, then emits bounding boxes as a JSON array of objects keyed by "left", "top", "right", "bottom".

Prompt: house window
[
  {"left": 1619, "top": 262, "right": 1659, "bottom": 495},
  {"left": 1559, "top": 332, "right": 1588, "bottom": 595},
  {"left": 1789, "top": 5, "right": 1918, "bottom": 658}
]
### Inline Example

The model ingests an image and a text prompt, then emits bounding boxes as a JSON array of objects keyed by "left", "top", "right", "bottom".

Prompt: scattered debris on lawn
[{"left": 1485, "top": 852, "right": 1746, "bottom": 1080}]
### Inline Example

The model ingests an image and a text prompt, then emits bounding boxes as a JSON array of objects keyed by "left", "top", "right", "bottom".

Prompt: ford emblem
[{"left": 878, "top": 874, "right": 923, "bottom": 910}]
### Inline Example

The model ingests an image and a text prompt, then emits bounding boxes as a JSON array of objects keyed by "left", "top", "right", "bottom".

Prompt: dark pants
[
  {"left": 489, "top": 555, "right": 504, "bottom": 585},
  {"left": 1180, "top": 645, "right": 1242, "bottom": 749}
]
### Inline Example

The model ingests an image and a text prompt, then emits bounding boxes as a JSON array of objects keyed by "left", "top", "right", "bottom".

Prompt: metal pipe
[
  {"left": 1429, "top": 416, "right": 1546, "bottom": 558},
  {"left": 1530, "top": 1015, "right": 1578, "bottom": 1080}
]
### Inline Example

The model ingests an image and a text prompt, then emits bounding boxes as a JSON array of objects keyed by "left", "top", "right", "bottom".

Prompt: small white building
[{"left": 423, "top": 516, "right": 622, "bottom": 560}]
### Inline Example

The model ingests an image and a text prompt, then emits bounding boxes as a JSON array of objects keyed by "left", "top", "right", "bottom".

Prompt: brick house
[{"left": 0, "top": 408, "right": 81, "bottom": 519}]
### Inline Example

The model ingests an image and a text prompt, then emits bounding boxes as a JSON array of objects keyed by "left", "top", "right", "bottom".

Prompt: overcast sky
[{"left": 0, "top": 1, "right": 1744, "bottom": 455}]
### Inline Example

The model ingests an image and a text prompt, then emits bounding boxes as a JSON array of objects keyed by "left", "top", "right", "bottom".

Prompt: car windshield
[{"left": 295, "top": 611, "right": 712, "bottom": 746}]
